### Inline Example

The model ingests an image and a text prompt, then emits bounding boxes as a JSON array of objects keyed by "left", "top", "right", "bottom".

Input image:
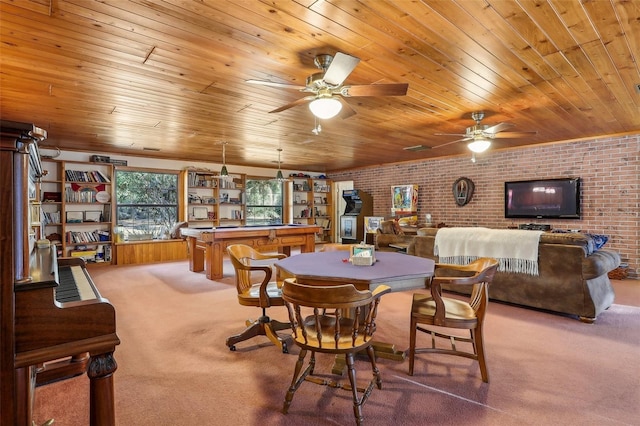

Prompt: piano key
[{"left": 56, "top": 265, "right": 97, "bottom": 302}]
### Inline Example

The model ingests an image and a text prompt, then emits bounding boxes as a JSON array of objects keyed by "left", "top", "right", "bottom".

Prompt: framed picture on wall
[{"left": 391, "top": 185, "right": 418, "bottom": 216}]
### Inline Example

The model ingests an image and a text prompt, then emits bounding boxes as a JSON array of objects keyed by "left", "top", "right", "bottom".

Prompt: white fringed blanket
[{"left": 433, "top": 227, "right": 544, "bottom": 275}]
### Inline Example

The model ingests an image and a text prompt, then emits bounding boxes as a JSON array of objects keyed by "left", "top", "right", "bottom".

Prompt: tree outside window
[
  {"left": 115, "top": 170, "right": 179, "bottom": 240},
  {"left": 245, "top": 178, "right": 283, "bottom": 225}
]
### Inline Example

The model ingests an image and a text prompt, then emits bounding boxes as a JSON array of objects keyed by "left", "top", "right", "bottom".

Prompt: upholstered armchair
[{"left": 375, "top": 220, "right": 416, "bottom": 252}]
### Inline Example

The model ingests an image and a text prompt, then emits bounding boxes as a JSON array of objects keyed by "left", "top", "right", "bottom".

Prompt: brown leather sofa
[
  {"left": 374, "top": 220, "right": 416, "bottom": 252},
  {"left": 407, "top": 228, "right": 621, "bottom": 323}
]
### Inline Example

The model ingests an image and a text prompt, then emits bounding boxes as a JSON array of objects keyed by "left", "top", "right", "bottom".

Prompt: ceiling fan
[
  {"left": 433, "top": 111, "right": 537, "bottom": 153},
  {"left": 246, "top": 52, "right": 408, "bottom": 119}
]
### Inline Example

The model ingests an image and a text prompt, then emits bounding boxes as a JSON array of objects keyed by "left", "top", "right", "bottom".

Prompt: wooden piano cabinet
[
  {"left": 35, "top": 353, "right": 90, "bottom": 386},
  {"left": 88, "top": 351, "right": 118, "bottom": 426},
  {"left": 1, "top": 121, "right": 120, "bottom": 426},
  {"left": 14, "top": 337, "right": 119, "bottom": 426},
  {"left": 1, "top": 122, "right": 48, "bottom": 425}
]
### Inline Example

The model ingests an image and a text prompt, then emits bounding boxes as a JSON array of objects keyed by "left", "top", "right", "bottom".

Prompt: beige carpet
[{"left": 34, "top": 260, "right": 640, "bottom": 425}]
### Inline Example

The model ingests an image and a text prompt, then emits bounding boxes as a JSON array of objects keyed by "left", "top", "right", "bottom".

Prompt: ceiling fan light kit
[
  {"left": 247, "top": 52, "right": 408, "bottom": 119},
  {"left": 309, "top": 97, "right": 342, "bottom": 119},
  {"left": 433, "top": 111, "right": 537, "bottom": 153},
  {"left": 467, "top": 139, "right": 491, "bottom": 153}
]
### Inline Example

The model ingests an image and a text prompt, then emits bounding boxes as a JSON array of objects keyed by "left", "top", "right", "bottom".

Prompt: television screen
[{"left": 505, "top": 178, "right": 581, "bottom": 219}]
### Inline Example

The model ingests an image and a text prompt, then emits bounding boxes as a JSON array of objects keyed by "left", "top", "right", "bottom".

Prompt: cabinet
[
  {"left": 291, "top": 177, "right": 333, "bottom": 243},
  {"left": 184, "top": 170, "right": 245, "bottom": 227},
  {"left": 41, "top": 159, "right": 114, "bottom": 263}
]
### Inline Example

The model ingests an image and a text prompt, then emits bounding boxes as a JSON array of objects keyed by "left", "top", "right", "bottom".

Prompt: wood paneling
[
  {"left": 0, "top": 0, "right": 638, "bottom": 172},
  {"left": 115, "top": 240, "right": 187, "bottom": 265}
]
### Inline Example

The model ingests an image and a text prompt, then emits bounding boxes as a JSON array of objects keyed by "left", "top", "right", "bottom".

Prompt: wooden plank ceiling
[{"left": 1, "top": 0, "right": 639, "bottom": 172}]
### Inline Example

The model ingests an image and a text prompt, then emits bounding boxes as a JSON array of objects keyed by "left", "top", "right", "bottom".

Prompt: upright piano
[{"left": 1, "top": 121, "right": 120, "bottom": 425}]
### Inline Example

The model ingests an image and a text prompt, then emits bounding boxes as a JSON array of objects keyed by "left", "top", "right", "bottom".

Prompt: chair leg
[
  {"left": 226, "top": 316, "right": 290, "bottom": 353},
  {"left": 366, "top": 346, "right": 383, "bottom": 390},
  {"left": 472, "top": 328, "right": 489, "bottom": 383},
  {"left": 408, "top": 315, "right": 417, "bottom": 376},
  {"left": 283, "top": 349, "right": 309, "bottom": 414},
  {"left": 345, "top": 353, "right": 364, "bottom": 426},
  {"left": 225, "top": 321, "right": 263, "bottom": 350},
  {"left": 270, "top": 319, "right": 292, "bottom": 332},
  {"left": 263, "top": 321, "right": 289, "bottom": 353}
]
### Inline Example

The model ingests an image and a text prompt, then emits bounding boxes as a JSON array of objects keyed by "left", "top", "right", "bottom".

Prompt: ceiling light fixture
[
  {"left": 467, "top": 138, "right": 491, "bottom": 153},
  {"left": 219, "top": 141, "right": 230, "bottom": 178},
  {"left": 308, "top": 96, "right": 342, "bottom": 119},
  {"left": 275, "top": 148, "right": 285, "bottom": 182}
]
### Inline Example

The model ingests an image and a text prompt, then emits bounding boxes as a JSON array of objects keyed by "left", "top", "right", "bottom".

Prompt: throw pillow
[
  {"left": 378, "top": 221, "right": 396, "bottom": 235},
  {"left": 392, "top": 220, "right": 405, "bottom": 235},
  {"left": 585, "top": 233, "right": 609, "bottom": 251}
]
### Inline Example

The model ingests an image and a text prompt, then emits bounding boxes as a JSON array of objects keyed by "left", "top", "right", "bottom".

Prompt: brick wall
[{"left": 330, "top": 134, "right": 639, "bottom": 279}]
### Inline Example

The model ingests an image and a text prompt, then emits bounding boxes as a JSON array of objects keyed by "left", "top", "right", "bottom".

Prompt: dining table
[{"left": 275, "top": 250, "right": 435, "bottom": 373}]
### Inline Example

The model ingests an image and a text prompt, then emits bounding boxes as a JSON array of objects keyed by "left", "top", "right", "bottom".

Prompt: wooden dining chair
[
  {"left": 226, "top": 244, "right": 290, "bottom": 353},
  {"left": 408, "top": 257, "right": 499, "bottom": 382},
  {"left": 281, "top": 278, "right": 391, "bottom": 426}
]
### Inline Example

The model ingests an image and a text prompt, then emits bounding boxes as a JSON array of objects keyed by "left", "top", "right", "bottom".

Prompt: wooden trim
[
  {"left": 115, "top": 239, "right": 187, "bottom": 265},
  {"left": 115, "top": 166, "right": 181, "bottom": 175}
]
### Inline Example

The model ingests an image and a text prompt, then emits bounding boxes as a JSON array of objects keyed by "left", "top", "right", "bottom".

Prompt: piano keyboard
[{"left": 56, "top": 265, "right": 98, "bottom": 302}]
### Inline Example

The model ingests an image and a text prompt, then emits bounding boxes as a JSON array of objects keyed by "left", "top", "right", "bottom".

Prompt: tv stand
[{"left": 518, "top": 223, "right": 551, "bottom": 231}]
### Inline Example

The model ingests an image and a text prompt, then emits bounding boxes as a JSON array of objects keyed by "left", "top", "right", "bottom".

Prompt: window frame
[
  {"left": 245, "top": 176, "right": 284, "bottom": 226},
  {"left": 114, "top": 166, "right": 183, "bottom": 240}
]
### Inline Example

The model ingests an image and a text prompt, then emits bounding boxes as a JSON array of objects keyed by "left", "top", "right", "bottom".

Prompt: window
[
  {"left": 115, "top": 169, "right": 179, "bottom": 240},
  {"left": 245, "top": 178, "right": 283, "bottom": 225}
]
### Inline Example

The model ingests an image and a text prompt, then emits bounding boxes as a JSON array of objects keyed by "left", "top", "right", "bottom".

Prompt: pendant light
[
  {"left": 275, "top": 148, "right": 285, "bottom": 182},
  {"left": 219, "top": 141, "right": 229, "bottom": 178}
]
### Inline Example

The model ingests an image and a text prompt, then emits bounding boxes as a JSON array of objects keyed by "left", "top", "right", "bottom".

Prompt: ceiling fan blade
[
  {"left": 323, "top": 52, "right": 360, "bottom": 86},
  {"left": 246, "top": 79, "right": 306, "bottom": 90},
  {"left": 484, "top": 122, "right": 514, "bottom": 134},
  {"left": 341, "top": 83, "right": 409, "bottom": 97},
  {"left": 492, "top": 131, "right": 538, "bottom": 138},
  {"left": 269, "top": 96, "right": 316, "bottom": 113},
  {"left": 434, "top": 132, "right": 467, "bottom": 137},
  {"left": 337, "top": 98, "right": 357, "bottom": 119},
  {"left": 432, "top": 137, "right": 472, "bottom": 149}
]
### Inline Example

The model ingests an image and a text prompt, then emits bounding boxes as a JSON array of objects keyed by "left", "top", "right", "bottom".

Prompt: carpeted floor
[{"left": 33, "top": 260, "right": 640, "bottom": 425}]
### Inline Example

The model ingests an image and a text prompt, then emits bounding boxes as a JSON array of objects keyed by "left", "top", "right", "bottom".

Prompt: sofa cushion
[{"left": 378, "top": 220, "right": 404, "bottom": 235}]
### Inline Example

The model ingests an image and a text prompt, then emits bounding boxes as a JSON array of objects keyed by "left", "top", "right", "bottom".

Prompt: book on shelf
[
  {"left": 319, "top": 218, "right": 331, "bottom": 230},
  {"left": 43, "top": 211, "right": 61, "bottom": 225},
  {"left": 102, "top": 204, "right": 111, "bottom": 221},
  {"left": 66, "top": 230, "right": 110, "bottom": 244},
  {"left": 65, "top": 169, "right": 110, "bottom": 183}
]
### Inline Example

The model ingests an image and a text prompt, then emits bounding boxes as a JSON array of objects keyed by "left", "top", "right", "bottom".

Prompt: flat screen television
[{"left": 504, "top": 178, "right": 581, "bottom": 219}]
